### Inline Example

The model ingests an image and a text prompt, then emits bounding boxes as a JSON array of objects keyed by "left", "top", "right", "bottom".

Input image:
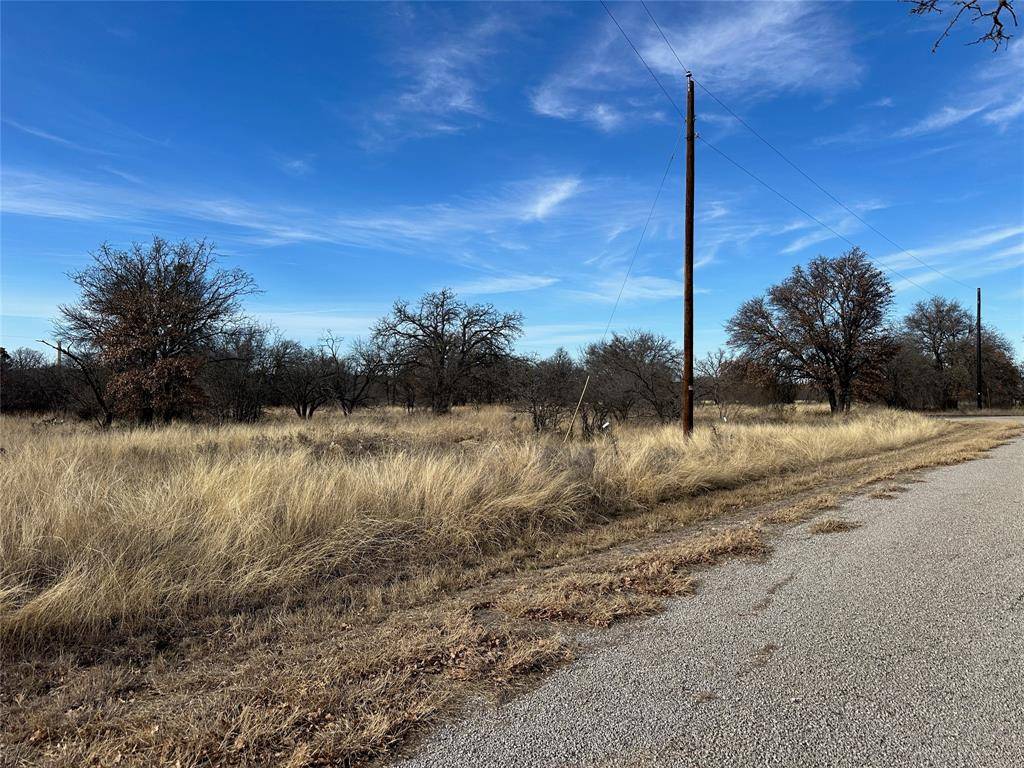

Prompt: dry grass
[
  {"left": 1, "top": 407, "right": 1020, "bottom": 766},
  {"left": 499, "top": 526, "right": 766, "bottom": 627},
  {"left": 0, "top": 406, "right": 943, "bottom": 644},
  {"left": 808, "top": 517, "right": 863, "bottom": 534}
]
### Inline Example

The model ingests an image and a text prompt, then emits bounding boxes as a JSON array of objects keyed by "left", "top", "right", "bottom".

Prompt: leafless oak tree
[
  {"left": 695, "top": 348, "right": 743, "bottom": 420},
  {"left": 372, "top": 289, "right": 522, "bottom": 415},
  {"left": 584, "top": 331, "right": 680, "bottom": 423},
  {"left": 903, "top": 297, "right": 973, "bottom": 408}
]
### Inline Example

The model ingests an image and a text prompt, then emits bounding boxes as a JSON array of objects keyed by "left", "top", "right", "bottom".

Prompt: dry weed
[
  {"left": 808, "top": 518, "right": 862, "bottom": 534},
  {"left": 499, "top": 527, "right": 766, "bottom": 627}
]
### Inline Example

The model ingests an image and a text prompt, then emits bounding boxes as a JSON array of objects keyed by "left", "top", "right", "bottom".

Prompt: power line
[
  {"left": 697, "top": 136, "right": 939, "bottom": 296},
  {"left": 639, "top": 1, "right": 690, "bottom": 74},
  {"left": 599, "top": 0, "right": 941, "bottom": 297},
  {"left": 639, "top": 0, "right": 970, "bottom": 291},
  {"left": 599, "top": 0, "right": 683, "bottom": 121},
  {"left": 601, "top": 128, "right": 683, "bottom": 341},
  {"left": 564, "top": 127, "right": 682, "bottom": 443}
]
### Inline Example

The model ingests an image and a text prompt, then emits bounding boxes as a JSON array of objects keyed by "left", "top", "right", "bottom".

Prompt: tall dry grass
[{"left": 0, "top": 407, "right": 942, "bottom": 643}]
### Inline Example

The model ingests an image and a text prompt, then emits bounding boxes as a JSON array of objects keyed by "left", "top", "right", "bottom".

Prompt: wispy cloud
[
  {"left": 778, "top": 200, "right": 887, "bottom": 255},
  {"left": 878, "top": 224, "right": 1024, "bottom": 287},
  {"left": 533, "top": 2, "right": 862, "bottom": 132},
  {"left": 574, "top": 274, "right": 709, "bottom": 304},
  {"left": 0, "top": 168, "right": 635, "bottom": 278},
  {"left": 881, "top": 224, "right": 1024, "bottom": 266},
  {"left": 896, "top": 104, "right": 986, "bottom": 137},
  {"left": 100, "top": 166, "right": 143, "bottom": 184},
  {"left": 522, "top": 178, "right": 581, "bottom": 221},
  {"left": 895, "top": 44, "right": 1024, "bottom": 138},
  {"left": 2, "top": 118, "right": 111, "bottom": 155},
  {"left": 249, "top": 307, "right": 383, "bottom": 341},
  {"left": 982, "top": 94, "right": 1024, "bottom": 127},
  {"left": 360, "top": 13, "right": 512, "bottom": 148},
  {"left": 450, "top": 274, "right": 558, "bottom": 295}
]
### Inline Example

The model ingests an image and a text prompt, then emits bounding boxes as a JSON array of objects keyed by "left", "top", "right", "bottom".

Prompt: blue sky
[{"left": 2, "top": 1, "right": 1022, "bottom": 360}]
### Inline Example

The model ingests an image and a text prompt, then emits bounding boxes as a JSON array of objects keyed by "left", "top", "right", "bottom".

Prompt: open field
[
  {"left": 1, "top": 407, "right": 1020, "bottom": 766},
  {"left": 0, "top": 405, "right": 941, "bottom": 642}
]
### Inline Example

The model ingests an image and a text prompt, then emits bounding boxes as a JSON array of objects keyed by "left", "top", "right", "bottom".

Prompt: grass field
[
  {"left": 1, "top": 406, "right": 1019, "bottom": 766},
  {"left": 1, "top": 405, "right": 942, "bottom": 643}
]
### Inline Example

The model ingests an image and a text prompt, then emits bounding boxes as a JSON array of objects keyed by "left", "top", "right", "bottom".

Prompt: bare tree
[
  {"left": 727, "top": 248, "right": 895, "bottom": 414},
  {"left": 270, "top": 339, "right": 333, "bottom": 420},
  {"left": 695, "top": 348, "right": 742, "bottom": 420},
  {"left": 903, "top": 297, "right": 972, "bottom": 409},
  {"left": 906, "top": 0, "right": 1017, "bottom": 51},
  {"left": 372, "top": 289, "right": 522, "bottom": 415},
  {"left": 0, "top": 347, "right": 65, "bottom": 414},
  {"left": 321, "top": 333, "right": 384, "bottom": 416},
  {"left": 519, "top": 348, "right": 583, "bottom": 433},
  {"left": 584, "top": 331, "right": 680, "bottom": 422},
  {"left": 202, "top": 325, "right": 274, "bottom": 422},
  {"left": 56, "top": 237, "right": 258, "bottom": 423}
]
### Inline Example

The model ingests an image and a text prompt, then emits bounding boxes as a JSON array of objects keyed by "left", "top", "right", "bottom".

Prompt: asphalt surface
[{"left": 399, "top": 437, "right": 1024, "bottom": 767}]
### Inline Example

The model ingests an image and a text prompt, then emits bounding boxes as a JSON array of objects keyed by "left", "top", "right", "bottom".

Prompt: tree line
[{"left": 1, "top": 237, "right": 1021, "bottom": 426}]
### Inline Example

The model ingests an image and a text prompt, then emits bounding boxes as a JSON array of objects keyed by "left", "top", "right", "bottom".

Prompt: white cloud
[
  {"left": 896, "top": 44, "right": 1024, "bottom": 139},
  {"left": 575, "top": 274, "right": 709, "bottom": 304},
  {"left": 896, "top": 104, "right": 987, "bottom": 137},
  {"left": 881, "top": 225, "right": 1024, "bottom": 266},
  {"left": 983, "top": 94, "right": 1024, "bottom": 127},
  {"left": 360, "top": 14, "right": 511, "bottom": 147},
  {"left": 522, "top": 178, "right": 581, "bottom": 220},
  {"left": 450, "top": 274, "right": 558, "bottom": 294},
  {"left": 2, "top": 118, "right": 110, "bottom": 155},
  {"left": 251, "top": 308, "right": 382, "bottom": 341},
  {"left": 100, "top": 166, "right": 143, "bottom": 184},
  {"left": 532, "top": 2, "right": 862, "bottom": 131},
  {"left": 877, "top": 224, "right": 1024, "bottom": 288}
]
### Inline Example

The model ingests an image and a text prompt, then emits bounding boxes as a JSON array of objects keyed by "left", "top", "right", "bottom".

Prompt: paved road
[{"left": 400, "top": 438, "right": 1024, "bottom": 767}]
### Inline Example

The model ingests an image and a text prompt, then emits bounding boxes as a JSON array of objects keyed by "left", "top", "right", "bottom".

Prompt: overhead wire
[
  {"left": 601, "top": 127, "right": 683, "bottom": 342},
  {"left": 600, "top": 0, "right": 942, "bottom": 297},
  {"left": 564, "top": 126, "right": 683, "bottom": 443},
  {"left": 638, "top": 0, "right": 970, "bottom": 291}
]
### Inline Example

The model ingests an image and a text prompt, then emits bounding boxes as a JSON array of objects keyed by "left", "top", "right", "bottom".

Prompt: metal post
[{"left": 683, "top": 74, "right": 695, "bottom": 436}]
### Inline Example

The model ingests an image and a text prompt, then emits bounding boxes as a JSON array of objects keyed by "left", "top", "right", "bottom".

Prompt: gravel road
[{"left": 399, "top": 437, "right": 1024, "bottom": 767}]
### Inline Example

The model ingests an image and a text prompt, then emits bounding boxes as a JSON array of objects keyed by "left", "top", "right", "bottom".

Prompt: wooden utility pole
[
  {"left": 976, "top": 287, "right": 983, "bottom": 410},
  {"left": 683, "top": 73, "right": 695, "bottom": 435}
]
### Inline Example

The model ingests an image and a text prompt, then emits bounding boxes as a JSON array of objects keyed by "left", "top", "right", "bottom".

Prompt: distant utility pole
[
  {"left": 683, "top": 72, "right": 695, "bottom": 436},
  {"left": 976, "top": 287, "right": 983, "bottom": 410},
  {"left": 36, "top": 338, "right": 63, "bottom": 370}
]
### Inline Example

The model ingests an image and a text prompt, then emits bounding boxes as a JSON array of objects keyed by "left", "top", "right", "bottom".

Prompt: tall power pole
[
  {"left": 976, "top": 287, "right": 983, "bottom": 410},
  {"left": 683, "top": 73, "right": 695, "bottom": 435}
]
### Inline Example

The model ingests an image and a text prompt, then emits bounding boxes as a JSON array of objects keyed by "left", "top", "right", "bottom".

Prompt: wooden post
[
  {"left": 976, "top": 287, "right": 983, "bottom": 410},
  {"left": 683, "top": 74, "right": 695, "bottom": 435}
]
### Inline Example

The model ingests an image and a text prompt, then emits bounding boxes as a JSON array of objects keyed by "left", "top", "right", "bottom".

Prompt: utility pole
[
  {"left": 976, "top": 287, "right": 983, "bottom": 410},
  {"left": 56, "top": 340, "right": 62, "bottom": 370},
  {"left": 683, "top": 73, "right": 695, "bottom": 436}
]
